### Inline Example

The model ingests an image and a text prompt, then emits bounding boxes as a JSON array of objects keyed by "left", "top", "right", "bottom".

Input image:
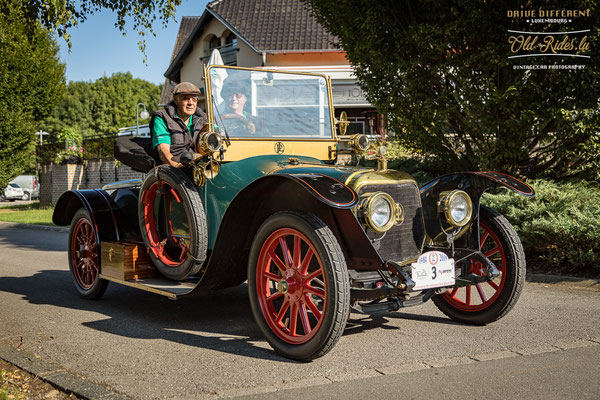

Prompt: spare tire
[{"left": 139, "top": 166, "right": 207, "bottom": 280}]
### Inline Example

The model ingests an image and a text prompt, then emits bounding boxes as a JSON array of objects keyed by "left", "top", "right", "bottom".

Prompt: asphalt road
[{"left": 0, "top": 226, "right": 599, "bottom": 399}]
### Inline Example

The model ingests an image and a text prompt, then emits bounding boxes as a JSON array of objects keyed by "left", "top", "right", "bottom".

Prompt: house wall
[{"left": 39, "top": 160, "right": 144, "bottom": 206}]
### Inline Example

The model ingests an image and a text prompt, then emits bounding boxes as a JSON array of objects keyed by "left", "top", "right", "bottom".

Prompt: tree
[
  {"left": 14, "top": 0, "right": 183, "bottom": 58},
  {"left": 0, "top": 0, "right": 65, "bottom": 188},
  {"left": 44, "top": 73, "right": 162, "bottom": 138},
  {"left": 304, "top": 0, "right": 600, "bottom": 178}
]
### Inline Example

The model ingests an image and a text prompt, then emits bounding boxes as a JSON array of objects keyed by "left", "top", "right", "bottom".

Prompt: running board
[{"left": 99, "top": 274, "right": 199, "bottom": 299}]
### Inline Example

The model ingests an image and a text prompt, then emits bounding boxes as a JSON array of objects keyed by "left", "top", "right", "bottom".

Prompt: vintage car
[{"left": 52, "top": 66, "right": 534, "bottom": 360}]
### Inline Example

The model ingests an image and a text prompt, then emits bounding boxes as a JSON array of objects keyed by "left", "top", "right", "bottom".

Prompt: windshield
[{"left": 208, "top": 67, "right": 333, "bottom": 139}]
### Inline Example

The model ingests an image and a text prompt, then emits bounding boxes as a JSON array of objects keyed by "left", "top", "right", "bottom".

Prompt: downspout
[{"left": 261, "top": 52, "right": 266, "bottom": 67}]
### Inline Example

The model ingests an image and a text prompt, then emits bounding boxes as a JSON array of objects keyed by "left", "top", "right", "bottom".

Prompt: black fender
[
  {"left": 419, "top": 171, "right": 534, "bottom": 250},
  {"left": 52, "top": 189, "right": 121, "bottom": 243},
  {"left": 194, "top": 174, "right": 382, "bottom": 291}
]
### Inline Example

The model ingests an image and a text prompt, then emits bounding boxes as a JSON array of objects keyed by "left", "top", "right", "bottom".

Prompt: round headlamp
[
  {"left": 195, "top": 131, "right": 223, "bottom": 156},
  {"left": 349, "top": 134, "right": 370, "bottom": 152},
  {"left": 364, "top": 192, "right": 396, "bottom": 232},
  {"left": 440, "top": 190, "right": 473, "bottom": 227}
]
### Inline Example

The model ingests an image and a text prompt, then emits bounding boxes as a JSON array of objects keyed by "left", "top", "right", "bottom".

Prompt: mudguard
[
  {"left": 420, "top": 171, "right": 534, "bottom": 250},
  {"left": 194, "top": 174, "right": 381, "bottom": 291},
  {"left": 52, "top": 189, "right": 121, "bottom": 243}
]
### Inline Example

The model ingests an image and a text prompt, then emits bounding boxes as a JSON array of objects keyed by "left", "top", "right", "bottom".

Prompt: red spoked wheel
[
  {"left": 248, "top": 212, "right": 350, "bottom": 360},
  {"left": 139, "top": 166, "right": 207, "bottom": 281},
  {"left": 68, "top": 208, "right": 108, "bottom": 299},
  {"left": 442, "top": 221, "right": 506, "bottom": 311},
  {"left": 433, "top": 206, "right": 526, "bottom": 324},
  {"left": 256, "top": 228, "right": 327, "bottom": 344}
]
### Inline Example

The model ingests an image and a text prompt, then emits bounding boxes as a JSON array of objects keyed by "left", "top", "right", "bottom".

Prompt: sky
[{"left": 58, "top": 0, "right": 210, "bottom": 84}]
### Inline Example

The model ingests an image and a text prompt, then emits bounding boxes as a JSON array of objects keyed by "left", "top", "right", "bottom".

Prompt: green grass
[{"left": 0, "top": 202, "right": 55, "bottom": 226}]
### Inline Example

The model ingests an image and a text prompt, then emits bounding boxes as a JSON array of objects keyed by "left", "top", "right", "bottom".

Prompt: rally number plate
[{"left": 410, "top": 251, "right": 455, "bottom": 291}]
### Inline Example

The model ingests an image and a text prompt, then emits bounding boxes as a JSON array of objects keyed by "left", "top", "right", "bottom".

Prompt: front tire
[
  {"left": 433, "top": 205, "right": 525, "bottom": 324},
  {"left": 22, "top": 192, "right": 30, "bottom": 201},
  {"left": 248, "top": 212, "right": 350, "bottom": 360},
  {"left": 68, "top": 208, "right": 108, "bottom": 299}
]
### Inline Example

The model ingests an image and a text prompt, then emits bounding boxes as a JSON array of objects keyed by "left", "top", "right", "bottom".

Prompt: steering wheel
[{"left": 220, "top": 113, "right": 255, "bottom": 136}]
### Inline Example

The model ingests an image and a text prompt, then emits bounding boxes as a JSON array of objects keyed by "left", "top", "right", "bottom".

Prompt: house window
[
  {"left": 209, "top": 36, "right": 219, "bottom": 50},
  {"left": 226, "top": 33, "right": 237, "bottom": 48}
]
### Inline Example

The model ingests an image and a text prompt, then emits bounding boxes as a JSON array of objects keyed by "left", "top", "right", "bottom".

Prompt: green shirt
[{"left": 152, "top": 114, "right": 194, "bottom": 148}]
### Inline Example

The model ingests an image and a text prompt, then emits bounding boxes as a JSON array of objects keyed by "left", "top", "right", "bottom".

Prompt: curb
[
  {"left": 0, "top": 342, "right": 128, "bottom": 400},
  {"left": 0, "top": 221, "right": 69, "bottom": 233}
]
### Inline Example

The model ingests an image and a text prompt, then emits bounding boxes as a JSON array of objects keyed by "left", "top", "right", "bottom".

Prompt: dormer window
[
  {"left": 226, "top": 33, "right": 237, "bottom": 48},
  {"left": 209, "top": 36, "right": 219, "bottom": 50}
]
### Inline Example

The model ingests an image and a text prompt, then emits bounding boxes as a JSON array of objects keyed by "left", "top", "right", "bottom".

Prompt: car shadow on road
[
  {"left": 344, "top": 309, "right": 459, "bottom": 337},
  {"left": 0, "top": 269, "right": 297, "bottom": 363}
]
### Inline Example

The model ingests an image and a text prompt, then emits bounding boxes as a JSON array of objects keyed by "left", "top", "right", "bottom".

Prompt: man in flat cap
[{"left": 151, "top": 82, "right": 207, "bottom": 167}]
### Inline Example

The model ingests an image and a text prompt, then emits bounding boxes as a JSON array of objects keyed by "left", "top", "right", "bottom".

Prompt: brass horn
[{"left": 192, "top": 160, "right": 221, "bottom": 186}]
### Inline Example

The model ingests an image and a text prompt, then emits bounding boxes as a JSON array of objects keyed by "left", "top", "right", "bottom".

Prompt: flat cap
[{"left": 173, "top": 82, "right": 201, "bottom": 96}]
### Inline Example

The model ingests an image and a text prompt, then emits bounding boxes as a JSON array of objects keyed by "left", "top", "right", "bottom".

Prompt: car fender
[
  {"left": 419, "top": 171, "right": 534, "bottom": 249},
  {"left": 52, "top": 189, "right": 121, "bottom": 243},
  {"left": 195, "top": 174, "right": 382, "bottom": 291}
]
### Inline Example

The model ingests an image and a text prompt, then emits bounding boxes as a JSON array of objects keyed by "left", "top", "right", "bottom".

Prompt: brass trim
[
  {"left": 362, "top": 192, "right": 396, "bottom": 233},
  {"left": 205, "top": 65, "right": 338, "bottom": 151},
  {"left": 345, "top": 170, "right": 427, "bottom": 253},
  {"left": 438, "top": 190, "right": 473, "bottom": 227},
  {"left": 345, "top": 170, "right": 417, "bottom": 195},
  {"left": 348, "top": 134, "right": 370, "bottom": 152}
]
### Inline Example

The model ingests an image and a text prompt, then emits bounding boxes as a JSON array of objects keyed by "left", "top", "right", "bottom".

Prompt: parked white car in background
[
  {"left": 1, "top": 184, "right": 24, "bottom": 201},
  {"left": 9, "top": 175, "right": 39, "bottom": 200}
]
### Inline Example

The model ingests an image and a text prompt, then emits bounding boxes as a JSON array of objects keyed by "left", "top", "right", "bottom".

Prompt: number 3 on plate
[{"left": 432, "top": 266, "right": 437, "bottom": 279}]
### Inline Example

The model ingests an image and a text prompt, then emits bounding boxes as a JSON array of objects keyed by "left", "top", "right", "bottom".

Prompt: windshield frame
[{"left": 205, "top": 65, "right": 337, "bottom": 142}]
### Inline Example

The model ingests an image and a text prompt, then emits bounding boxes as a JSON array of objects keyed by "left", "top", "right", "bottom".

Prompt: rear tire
[
  {"left": 248, "top": 211, "right": 350, "bottom": 360},
  {"left": 68, "top": 208, "right": 108, "bottom": 299},
  {"left": 433, "top": 206, "right": 525, "bottom": 324},
  {"left": 22, "top": 192, "right": 30, "bottom": 201}
]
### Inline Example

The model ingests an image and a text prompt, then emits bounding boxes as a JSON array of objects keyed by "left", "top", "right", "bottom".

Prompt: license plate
[{"left": 410, "top": 251, "right": 455, "bottom": 291}]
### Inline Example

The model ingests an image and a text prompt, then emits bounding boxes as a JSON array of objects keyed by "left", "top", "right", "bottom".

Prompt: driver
[
  {"left": 151, "top": 82, "right": 207, "bottom": 167},
  {"left": 218, "top": 80, "right": 256, "bottom": 135}
]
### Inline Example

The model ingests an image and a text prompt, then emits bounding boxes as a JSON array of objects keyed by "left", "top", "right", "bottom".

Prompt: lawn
[{"left": 0, "top": 202, "right": 55, "bottom": 226}]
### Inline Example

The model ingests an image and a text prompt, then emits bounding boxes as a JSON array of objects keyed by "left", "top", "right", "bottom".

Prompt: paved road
[{"left": 0, "top": 226, "right": 599, "bottom": 399}]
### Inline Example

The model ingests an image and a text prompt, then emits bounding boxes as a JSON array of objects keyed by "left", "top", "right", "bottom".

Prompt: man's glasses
[{"left": 178, "top": 95, "right": 199, "bottom": 102}]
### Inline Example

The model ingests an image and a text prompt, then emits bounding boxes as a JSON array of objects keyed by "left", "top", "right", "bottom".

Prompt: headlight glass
[
  {"left": 443, "top": 190, "right": 473, "bottom": 227},
  {"left": 365, "top": 192, "right": 395, "bottom": 232},
  {"left": 371, "top": 197, "right": 392, "bottom": 227}
]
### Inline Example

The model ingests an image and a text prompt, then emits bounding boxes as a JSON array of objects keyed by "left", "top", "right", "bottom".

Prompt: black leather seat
[{"left": 114, "top": 135, "right": 160, "bottom": 173}]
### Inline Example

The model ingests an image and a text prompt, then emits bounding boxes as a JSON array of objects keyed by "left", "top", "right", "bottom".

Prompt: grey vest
[{"left": 151, "top": 101, "right": 207, "bottom": 162}]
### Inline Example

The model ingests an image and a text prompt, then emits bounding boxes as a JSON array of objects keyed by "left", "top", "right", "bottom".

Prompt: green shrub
[{"left": 483, "top": 180, "right": 600, "bottom": 276}]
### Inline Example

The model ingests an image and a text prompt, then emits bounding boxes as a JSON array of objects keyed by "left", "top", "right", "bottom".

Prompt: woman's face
[{"left": 227, "top": 92, "right": 247, "bottom": 114}]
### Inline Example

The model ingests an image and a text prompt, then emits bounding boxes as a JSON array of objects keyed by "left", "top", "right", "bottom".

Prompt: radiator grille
[{"left": 358, "top": 183, "right": 425, "bottom": 263}]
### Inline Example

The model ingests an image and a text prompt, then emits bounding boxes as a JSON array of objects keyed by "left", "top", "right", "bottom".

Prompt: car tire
[
  {"left": 22, "top": 192, "right": 30, "bottom": 201},
  {"left": 139, "top": 166, "right": 207, "bottom": 281},
  {"left": 248, "top": 211, "right": 350, "bottom": 360},
  {"left": 432, "top": 205, "right": 526, "bottom": 324},
  {"left": 68, "top": 208, "right": 109, "bottom": 299}
]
